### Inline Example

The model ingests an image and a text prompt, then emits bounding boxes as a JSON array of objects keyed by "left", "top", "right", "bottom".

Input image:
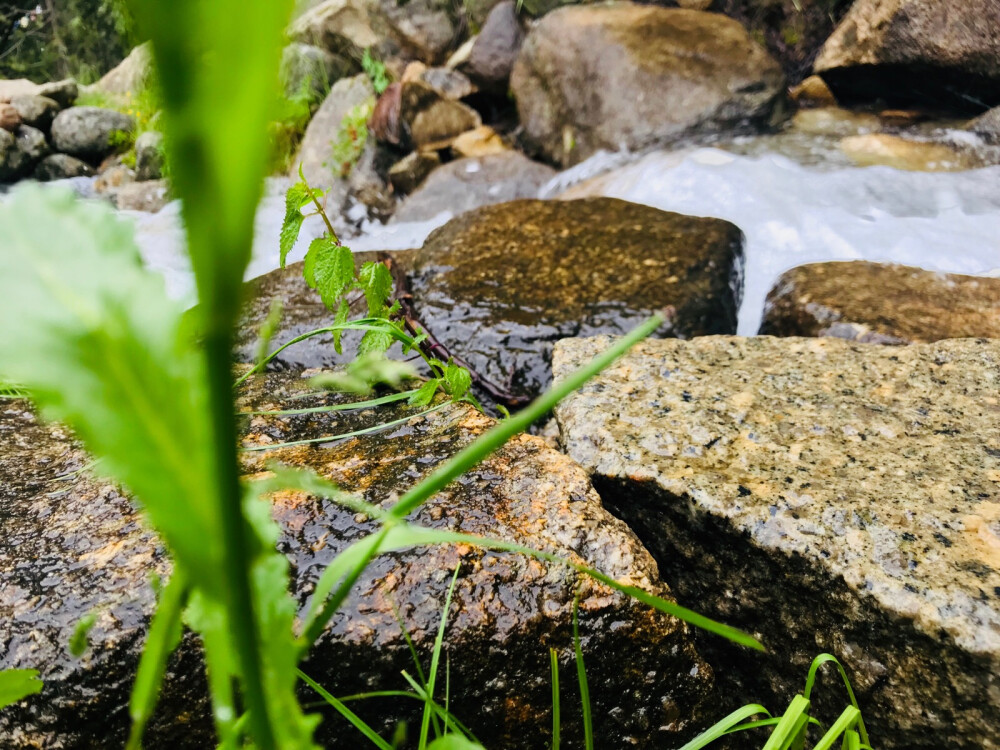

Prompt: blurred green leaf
[{"left": 0, "top": 669, "right": 43, "bottom": 709}]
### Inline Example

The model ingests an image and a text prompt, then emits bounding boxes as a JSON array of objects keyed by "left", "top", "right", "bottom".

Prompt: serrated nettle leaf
[
  {"left": 0, "top": 186, "right": 223, "bottom": 586},
  {"left": 0, "top": 669, "right": 43, "bottom": 709},
  {"left": 280, "top": 182, "right": 310, "bottom": 268},
  {"left": 358, "top": 326, "right": 395, "bottom": 357},
  {"left": 358, "top": 261, "right": 394, "bottom": 318},
  {"left": 444, "top": 363, "right": 472, "bottom": 400},
  {"left": 409, "top": 379, "right": 441, "bottom": 407},
  {"left": 305, "top": 237, "right": 356, "bottom": 310}
]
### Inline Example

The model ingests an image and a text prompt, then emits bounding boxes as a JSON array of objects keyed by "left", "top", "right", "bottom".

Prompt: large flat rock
[
  {"left": 760, "top": 261, "right": 1000, "bottom": 342},
  {"left": 1, "top": 368, "right": 713, "bottom": 747},
  {"left": 409, "top": 198, "right": 744, "bottom": 400},
  {"left": 553, "top": 336, "right": 1000, "bottom": 750}
]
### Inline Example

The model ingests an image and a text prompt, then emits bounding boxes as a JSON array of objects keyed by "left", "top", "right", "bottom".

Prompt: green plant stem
[
  {"left": 204, "top": 330, "right": 276, "bottom": 750},
  {"left": 299, "top": 164, "right": 339, "bottom": 241}
]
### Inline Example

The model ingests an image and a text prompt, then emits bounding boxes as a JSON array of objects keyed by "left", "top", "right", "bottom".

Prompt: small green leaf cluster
[
  {"left": 277, "top": 171, "right": 478, "bottom": 407},
  {"left": 361, "top": 48, "right": 391, "bottom": 96},
  {"left": 329, "top": 101, "right": 373, "bottom": 179}
]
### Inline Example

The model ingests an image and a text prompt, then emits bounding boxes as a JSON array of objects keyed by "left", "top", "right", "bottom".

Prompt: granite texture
[
  {"left": 1, "top": 368, "right": 712, "bottom": 747},
  {"left": 760, "top": 261, "right": 1000, "bottom": 343},
  {"left": 553, "top": 335, "right": 1000, "bottom": 750},
  {"left": 409, "top": 198, "right": 744, "bottom": 399}
]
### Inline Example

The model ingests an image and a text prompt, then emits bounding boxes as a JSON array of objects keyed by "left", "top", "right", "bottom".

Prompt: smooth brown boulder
[
  {"left": 466, "top": 0, "right": 525, "bottom": 91},
  {"left": 1, "top": 370, "right": 714, "bottom": 747},
  {"left": 510, "top": 3, "right": 786, "bottom": 166},
  {"left": 760, "top": 261, "right": 1000, "bottom": 343},
  {"left": 814, "top": 0, "right": 1000, "bottom": 112}
]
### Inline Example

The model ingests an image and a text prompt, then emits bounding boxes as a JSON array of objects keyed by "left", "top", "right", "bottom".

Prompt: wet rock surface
[
  {"left": 1, "top": 369, "right": 714, "bottom": 747},
  {"left": 760, "top": 261, "right": 1000, "bottom": 343},
  {"left": 33, "top": 153, "right": 94, "bottom": 181},
  {"left": 814, "top": 0, "right": 1000, "bottom": 112},
  {"left": 510, "top": 4, "right": 786, "bottom": 166},
  {"left": 553, "top": 335, "right": 1000, "bottom": 750},
  {"left": 0, "top": 401, "right": 209, "bottom": 749},
  {"left": 839, "top": 133, "right": 979, "bottom": 171},
  {"left": 409, "top": 198, "right": 744, "bottom": 399},
  {"left": 391, "top": 151, "right": 556, "bottom": 223}
]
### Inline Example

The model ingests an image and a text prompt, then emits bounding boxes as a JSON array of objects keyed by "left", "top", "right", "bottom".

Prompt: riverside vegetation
[{"left": 0, "top": 0, "right": 880, "bottom": 748}]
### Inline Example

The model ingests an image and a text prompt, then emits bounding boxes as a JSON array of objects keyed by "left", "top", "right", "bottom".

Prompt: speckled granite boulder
[
  {"left": 553, "top": 335, "right": 1000, "bottom": 750},
  {"left": 760, "top": 261, "right": 1000, "bottom": 343},
  {"left": 2, "top": 369, "right": 713, "bottom": 747},
  {"left": 409, "top": 198, "right": 744, "bottom": 400}
]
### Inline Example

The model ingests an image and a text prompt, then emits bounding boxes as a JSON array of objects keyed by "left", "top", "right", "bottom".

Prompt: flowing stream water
[{"left": 9, "top": 129, "right": 1000, "bottom": 334}]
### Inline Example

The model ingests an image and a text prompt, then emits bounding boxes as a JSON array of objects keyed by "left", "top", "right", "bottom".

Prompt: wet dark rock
[
  {"left": 0, "top": 401, "right": 209, "bottom": 748},
  {"left": 510, "top": 4, "right": 787, "bottom": 166},
  {"left": 14, "top": 125, "right": 50, "bottom": 165},
  {"left": 9, "top": 95, "right": 59, "bottom": 131},
  {"left": 378, "top": 0, "right": 457, "bottom": 64},
  {"left": 409, "top": 198, "right": 744, "bottom": 399},
  {"left": 50, "top": 107, "right": 135, "bottom": 164},
  {"left": 0, "top": 129, "right": 26, "bottom": 181},
  {"left": 760, "top": 261, "right": 1000, "bottom": 343},
  {"left": 135, "top": 130, "right": 165, "bottom": 181},
  {"left": 33, "top": 153, "right": 95, "bottom": 181},
  {"left": 814, "top": 0, "right": 1000, "bottom": 112},
  {"left": 1, "top": 369, "right": 714, "bottom": 747},
  {"left": 553, "top": 335, "right": 1000, "bottom": 750},
  {"left": 466, "top": 0, "right": 525, "bottom": 92},
  {"left": 391, "top": 151, "right": 556, "bottom": 223},
  {"left": 399, "top": 79, "right": 482, "bottom": 149},
  {"left": 345, "top": 141, "right": 398, "bottom": 221},
  {"left": 388, "top": 149, "right": 441, "bottom": 193}
]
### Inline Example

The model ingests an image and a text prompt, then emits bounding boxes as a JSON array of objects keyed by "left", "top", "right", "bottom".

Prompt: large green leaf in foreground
[{"left": 0, "top": 186, "right": 220, "bottom": 580}]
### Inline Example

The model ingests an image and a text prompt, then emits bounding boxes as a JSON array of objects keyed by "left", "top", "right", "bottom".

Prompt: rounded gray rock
[
  {"left": 34, "top": 153, "right": 95, "bottom": 181},
  {"left": 50, "top": 106, "right": 135, "bottom": 163}
]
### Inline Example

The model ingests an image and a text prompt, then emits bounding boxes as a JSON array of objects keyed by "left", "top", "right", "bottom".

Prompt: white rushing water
[{"left": 17, "top": 140, "right": 999, "bottom": 333}]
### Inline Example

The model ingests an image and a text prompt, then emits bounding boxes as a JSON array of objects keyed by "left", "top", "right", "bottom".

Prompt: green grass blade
[
  {"left": 762, "top": 695, "right": 811, "bottom": 750},
  {"left": 298, "top": 669, "right": 392, "bottom": 750},
  {"left": 573, "top": 599, "right": 593, "bottom": 750},
  {"left": 813, "top": 706, "right": 861, "bottom": 750},
  {"left": 126, "top": 570, "right": 189, "bottom": 750},
  {"left": 243, "top": 389, "right": 420, "bottom": 416},
  {"left": 420, "top": 566, "right": 461, "bottom": 750},
  {"left": 386, "top": 313, "right": 667, "bottom": 522},
  {"left": 241, "top": 403, "right": 450, "bottom": 452},
  {"left": 550, "top": 648, "right": 560, "bottom": 750},
  {"left": 803, "top": 654, "right": 870, "bottom": 746},
  {"left": 679, "top": 704, "right": 774, "bottom": 750}
]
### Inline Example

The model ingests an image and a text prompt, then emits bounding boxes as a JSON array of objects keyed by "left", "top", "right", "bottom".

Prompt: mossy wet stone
[
  {"left": 408, "top": 198, "right": 744, "bottom": 400},
  {"left": 760, "top": 261, "right": 1000, "bottom": 343},
  {"left": 0, "top": 371, "right": 714, "bottom": 747},
  {"left": 553, "top": 336, "right": 1000, "bottom": 750}
]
